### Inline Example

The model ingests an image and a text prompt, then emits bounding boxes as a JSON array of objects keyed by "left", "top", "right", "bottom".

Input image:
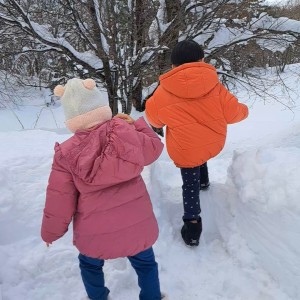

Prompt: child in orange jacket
[{"left": 145, "top": 40, "right": 248, "bottom": 246}]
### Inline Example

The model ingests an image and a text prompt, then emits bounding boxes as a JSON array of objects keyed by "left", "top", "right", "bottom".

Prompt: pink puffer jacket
[{"left": 41, "top": 117, "right": 164, "bottom": 259}]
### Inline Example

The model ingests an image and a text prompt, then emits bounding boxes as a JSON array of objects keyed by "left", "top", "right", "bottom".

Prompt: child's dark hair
[{"left": 171, "top": 40, "right": 204, "bottom": 67}]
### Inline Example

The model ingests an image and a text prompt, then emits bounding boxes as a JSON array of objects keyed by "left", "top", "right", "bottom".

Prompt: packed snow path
[{"left": 0, "top": 123, "right": 299, "bottom": 300}]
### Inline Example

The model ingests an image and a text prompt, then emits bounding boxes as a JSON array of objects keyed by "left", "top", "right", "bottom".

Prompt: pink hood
[
  {"left": 60, "top": 117, "right": 146, "bottom": 186},
  {"left": 41, "top": 117, "right": 164, "bottom": 259}
]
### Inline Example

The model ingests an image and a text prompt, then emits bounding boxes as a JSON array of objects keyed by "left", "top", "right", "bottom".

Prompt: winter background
[{"left": 0, "top": 61, "right": 300, "bottom": 300}]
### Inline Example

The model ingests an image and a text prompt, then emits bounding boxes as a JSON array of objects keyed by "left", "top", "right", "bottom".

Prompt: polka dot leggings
[{"left": 180, "top": 163, "right": 209, "bottom": 221}]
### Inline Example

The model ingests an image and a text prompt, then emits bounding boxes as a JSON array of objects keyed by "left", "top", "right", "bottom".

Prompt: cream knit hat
[{"left": 54, "top": 78, "right": 112, "bottom": 132}]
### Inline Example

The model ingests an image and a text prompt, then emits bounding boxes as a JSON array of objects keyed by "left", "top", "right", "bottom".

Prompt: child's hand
[
  {"left": 151, "top": 126, "right": 164, "bottom": 137},
  {"left": 115, "top": 113, "right": 135, "bottom": 124}
]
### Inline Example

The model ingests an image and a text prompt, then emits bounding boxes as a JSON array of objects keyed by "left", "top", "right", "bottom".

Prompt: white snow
[
  {"left": 29, "top": 21, "right": 104, "bottom": 70},
  {"left": 207, "top": 26, "right": 254, "bottom": 50},
  {"left": 263, "top": 0, "right": 291, "bottom": 6},
  {"left": 1, "top": 64, "right": 300, "bottom": 300},
  {"left": 256, "top": 34, "right": 297, "bottom": 53},
  {"left": 252, "top": 14, "right": 300, "bottom": 33}
]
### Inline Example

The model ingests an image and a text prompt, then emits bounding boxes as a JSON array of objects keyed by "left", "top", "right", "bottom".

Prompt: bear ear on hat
[
  {"left": 54, "top": 85, "right": 65, "bottom": 97},
  {"left": 83, "top": 78, "right": 96, "bottom": 90}
]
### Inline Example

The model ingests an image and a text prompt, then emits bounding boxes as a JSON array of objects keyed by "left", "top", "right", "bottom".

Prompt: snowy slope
[{"left": 0, "top": 65, "right": 300, "bottom": 300}]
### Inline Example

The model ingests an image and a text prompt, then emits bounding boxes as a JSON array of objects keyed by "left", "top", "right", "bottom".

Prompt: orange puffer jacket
[{"left": 145, "top": 62, "right": 248, "bottom": 168}]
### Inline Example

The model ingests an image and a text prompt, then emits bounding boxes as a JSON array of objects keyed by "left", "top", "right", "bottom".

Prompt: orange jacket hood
[
  {"left": 145, "top": 62, "right": 249, "bottom": 168},
  {"left": 159, "top": 62, "right": 219, "bottom": 99}
]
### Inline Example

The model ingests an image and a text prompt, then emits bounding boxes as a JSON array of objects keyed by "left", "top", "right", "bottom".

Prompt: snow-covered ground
[{"left": 0, "top": 65, "right": 300, "bottom": 300}]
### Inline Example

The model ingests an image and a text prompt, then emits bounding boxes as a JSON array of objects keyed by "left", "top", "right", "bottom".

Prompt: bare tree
[{"left": 1, "top": 0, "right": 300, "bottom": 114}]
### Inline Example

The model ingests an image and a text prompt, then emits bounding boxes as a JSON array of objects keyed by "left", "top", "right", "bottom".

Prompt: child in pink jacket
[{"left": 41, "top": 78, "right": 164, "bottom": 300}]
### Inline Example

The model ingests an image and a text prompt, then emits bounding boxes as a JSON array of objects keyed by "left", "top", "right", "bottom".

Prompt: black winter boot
[
  {"left": 200, "top": 181, "right": 210, "bottom": 190},
  {"left": 181, "top": 218, "right": 202, "bottom": 246}
]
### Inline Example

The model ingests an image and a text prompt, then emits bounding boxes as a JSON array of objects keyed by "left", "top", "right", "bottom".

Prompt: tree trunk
[
  {"left": 131, "top": 81, "right": 143, "bottom": 112},
  {"left": 158, "top": 0, "right": 181, "bottom": 73},
  {"left": 87, "top": 0, "right": 119, "bottom": 115},
  {"left": 127, "top": 0, "right": 146, "bottom": 113}
]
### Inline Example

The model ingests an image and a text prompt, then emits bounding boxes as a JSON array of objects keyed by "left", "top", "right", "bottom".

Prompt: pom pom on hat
[
  {"left": 54, "top": 85, "right": 65, "bottom": 97},
  {"left": 83, "top": 78, "right": 96, "bottom": 90},
  {"left": 55, "top": 78, "right": 112, "bottom": 132}
]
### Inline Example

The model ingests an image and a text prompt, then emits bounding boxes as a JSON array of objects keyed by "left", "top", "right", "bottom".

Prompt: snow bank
[{"left": 215, "top": 145, "right": 300, "bottom": 299}]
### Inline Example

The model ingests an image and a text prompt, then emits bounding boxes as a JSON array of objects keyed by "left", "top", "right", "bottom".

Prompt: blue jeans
[
  {"left": 180, "top": 162, "right": 209, "bottom": 221},
  {"left": 79, "top": 247, "right": 161, "bottom": 300}
]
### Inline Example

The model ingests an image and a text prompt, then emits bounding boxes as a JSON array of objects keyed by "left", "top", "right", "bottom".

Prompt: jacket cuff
[{"left": 133, "top": 116, "right": 148, "bottom": 130}]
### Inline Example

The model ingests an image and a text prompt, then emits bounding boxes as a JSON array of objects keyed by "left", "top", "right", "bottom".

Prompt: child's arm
[
  {"left": 41, "top": 148, "right": 78, "bottom": 244},
  {"left": 219, "top": 84, "right": 249, "bottom": 124},
  {"left": 145, "top": 95, "right": 165, "bottom": 129},
  {"left": 134, "top": 117, "right": 164, "bottom": 166}
]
